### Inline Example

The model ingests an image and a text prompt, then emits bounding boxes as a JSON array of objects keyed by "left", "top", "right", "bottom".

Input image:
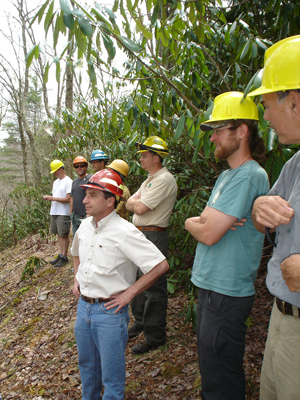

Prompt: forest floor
[{"left": 0, "top": 233, "right": 273, "bottom": 400}]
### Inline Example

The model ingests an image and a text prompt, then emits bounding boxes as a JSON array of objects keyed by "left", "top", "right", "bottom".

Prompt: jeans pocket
[{"left": 100, "top": 303, "right": 128, "bottom": 315}]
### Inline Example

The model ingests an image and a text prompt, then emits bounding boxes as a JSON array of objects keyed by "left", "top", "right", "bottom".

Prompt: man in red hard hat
[
  {"left": 70, "top": 156, "right": 91, "bottom": 236},
  {"left": 71, "top": 169, "right": 169, "bottom": 400}
]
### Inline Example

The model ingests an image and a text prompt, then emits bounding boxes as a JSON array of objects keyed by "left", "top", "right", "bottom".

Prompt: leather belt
[
  {"left": 81, "top": 295, "right": 111, "bottom": 304},
  {"left": 276, "top": 297, "right": 300, "bottom": 318},
  {"left": 136, "top": 226, "right": 167, "bottom": 232}
]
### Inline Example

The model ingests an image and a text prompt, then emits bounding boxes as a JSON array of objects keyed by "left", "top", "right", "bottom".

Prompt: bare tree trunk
[
  {"left": 37, "top": 54, "right": 52, "bottom": 120},
  {"left": 64, "top": 31, "right": 74, "bottom": 175},
  {"left": 17, "top": 114, "right": 29, "bottom": 184},
  {"left": 20, "top": 0, "right": 42, "bottom": 185}
]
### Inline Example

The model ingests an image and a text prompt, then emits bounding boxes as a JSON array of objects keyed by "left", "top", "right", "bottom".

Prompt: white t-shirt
[
  {"left": 50, "top": 176, "right": 72, "bottom": 216},
  {"left": 71, "top": 211, "right": 166, "bottom": 298}
]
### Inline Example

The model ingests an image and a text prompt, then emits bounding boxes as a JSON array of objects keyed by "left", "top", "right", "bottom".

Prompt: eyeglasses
[
  {"left": 213, "top": 125, "right": 238, "bottom": 134},
  {"left": 74, "top": 165, "right": 87, "bottom": 169}
]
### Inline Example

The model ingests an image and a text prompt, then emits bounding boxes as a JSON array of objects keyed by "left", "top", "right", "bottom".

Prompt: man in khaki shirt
[{"left": 126, "top": 136, "right": 177, "bottom": 354}]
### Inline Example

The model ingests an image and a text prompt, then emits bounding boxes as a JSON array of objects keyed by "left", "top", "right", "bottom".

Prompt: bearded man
[{"left": 185, "top": 91, "right": 269, "bottom": 400}]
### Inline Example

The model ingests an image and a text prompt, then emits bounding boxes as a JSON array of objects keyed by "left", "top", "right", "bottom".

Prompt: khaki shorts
[{"left": 50, "top": 215, "right": 70, "bottom": 237}]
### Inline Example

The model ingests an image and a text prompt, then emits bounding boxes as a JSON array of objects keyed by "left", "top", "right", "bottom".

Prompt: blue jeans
[{"left": 75, "top": 297, "right": 129, "bottom": 400}]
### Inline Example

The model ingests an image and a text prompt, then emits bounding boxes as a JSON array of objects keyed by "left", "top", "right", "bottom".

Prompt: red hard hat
[
  {"left": 73, "top": 156, "right": 88, "bottom": 166},
  {"left": 80, "top": 170, "right": 125, "bottom": 200}
]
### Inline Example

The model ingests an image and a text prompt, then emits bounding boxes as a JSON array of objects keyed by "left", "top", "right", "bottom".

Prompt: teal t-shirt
[{"left": 191, "top": 160, "right": 269, "bottom": 297}]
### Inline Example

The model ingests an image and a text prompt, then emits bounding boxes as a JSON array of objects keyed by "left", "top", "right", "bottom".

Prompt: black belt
[
  {"left": 81, "top": 295, "right": 111, "bottom": 304},
  {"left": 276, "top": 297, "right": 300, "bottom": 318},
  {"left": 136, "top": 226, "right": 167, "bottom": 232}
]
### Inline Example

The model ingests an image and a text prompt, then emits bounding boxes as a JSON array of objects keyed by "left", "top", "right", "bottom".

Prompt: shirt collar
[
  {"left": 148, "top": 166, "right": 167, "bottom": 178},
  {"left": 91, "top": 210, "right": 116, "bottom": 229}
]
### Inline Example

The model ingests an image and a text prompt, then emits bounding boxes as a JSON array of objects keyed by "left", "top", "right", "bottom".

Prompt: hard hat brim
[
  {"left": 248, "top": 86, "right": 277, "bottom": 97},
  {"left": 200, "top": 121, "right": 229, "bottom": 132}
]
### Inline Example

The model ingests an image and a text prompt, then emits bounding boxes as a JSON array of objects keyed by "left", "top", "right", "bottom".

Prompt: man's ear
[
  {"left": 237, "top": 123, "right": 248, "bottom": 140},
  {"left": 107, "top": 196, "right": 115, "bottom": 208},
  {"left": 153, "top": 153, "right": 160, "bottom": 164},
  {"left": 288, "top": 91, "right": 300, "bottom": 117}
]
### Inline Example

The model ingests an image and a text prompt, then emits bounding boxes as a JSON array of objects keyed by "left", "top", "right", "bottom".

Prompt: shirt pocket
[{"left": 95, "top": 244, "right": 117, "bottom": 274}]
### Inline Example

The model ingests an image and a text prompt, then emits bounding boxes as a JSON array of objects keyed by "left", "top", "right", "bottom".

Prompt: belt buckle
[{"left": 292, "top": 304, "right": 300, "bottom": 319}]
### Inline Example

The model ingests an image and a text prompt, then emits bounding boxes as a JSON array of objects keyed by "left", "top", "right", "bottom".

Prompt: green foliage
[
  {"left": 26, "top": 0, "right": 300, "bottom": 304},
  {"left": 29, "top": 0, "right": 300, "bottom": 186},
  {"left": 179, "top": 286, "right": 198, "bottom": 332},
  {"left": 22, "top": 256, "right": 46, "bottom": 280},
  {"left": 0, "top": 180, "right": 51, "bottom": 251}
]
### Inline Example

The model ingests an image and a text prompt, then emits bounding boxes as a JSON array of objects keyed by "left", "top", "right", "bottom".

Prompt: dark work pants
[
  {"left": 197, "top": 288, "right": 254, "bottom": 400},
  {"left": 130, "top": 230, "right": 169, "bottom": 346}
]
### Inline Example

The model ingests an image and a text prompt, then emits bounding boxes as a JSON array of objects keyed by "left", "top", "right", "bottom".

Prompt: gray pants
[
  {"left": 70, "top": 212, "right": 85, "bottom": 237},
  {"left": 130, "top": 230, "right": 169, "bottom": 346}
]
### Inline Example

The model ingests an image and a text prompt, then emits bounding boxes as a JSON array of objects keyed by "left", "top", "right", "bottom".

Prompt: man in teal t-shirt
[{"left": 185, "top": 92, "right": 269, "bottom": 400}]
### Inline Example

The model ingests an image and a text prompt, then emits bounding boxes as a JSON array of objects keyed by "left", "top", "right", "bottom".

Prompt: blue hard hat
[{"left": 89, "top": 150, "right": 109, "bottom": 162}]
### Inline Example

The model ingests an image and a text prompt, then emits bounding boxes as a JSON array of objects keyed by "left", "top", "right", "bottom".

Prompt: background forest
[{"left": 0, "top": 0, "right": 300, "bottom": 310}]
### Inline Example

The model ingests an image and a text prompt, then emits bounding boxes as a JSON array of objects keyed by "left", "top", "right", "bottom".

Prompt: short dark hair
[
  {"left": 149, "top": 151, "right": 163, "bottom": 163},
  {"left": 277, "top": 89, "right": 300, "bottom": 102},
  {"left": 103, "top": 191, "right": 119, "bottom": 209}
]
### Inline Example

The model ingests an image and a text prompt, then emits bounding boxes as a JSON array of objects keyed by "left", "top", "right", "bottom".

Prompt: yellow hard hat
[
  {"left": 107, "top": 159, "right": 129, "bottom": 178},
  {"left": 200, "top": 92, "right": 258, "bottom": 131},
  {"left": 135, "top": 136, "right": 169, "bottom": 158},
  {"left": 249, "top": 35, "right": 300, "bottom": 97},
  {"left": 50, "top": 159, "right": 64, "bottom": 174}
]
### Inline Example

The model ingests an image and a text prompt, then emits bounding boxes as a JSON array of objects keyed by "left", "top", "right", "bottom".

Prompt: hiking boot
[
  {"left": 131, "top": 340, "right": 165, "bottom": 355},
  {"left": 128, "top": 324, "right": 143, "bottom": 338},
  {"left": 54, "top": 256, "right": 69, "bottom": 268},
  {"left": 50, "top": 254, "right": 62, "bottom": 265}
]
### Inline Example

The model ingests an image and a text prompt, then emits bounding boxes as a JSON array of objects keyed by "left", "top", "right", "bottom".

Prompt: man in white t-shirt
[{"left": 43, "top": 160, "right": 72, "bottom": 267}]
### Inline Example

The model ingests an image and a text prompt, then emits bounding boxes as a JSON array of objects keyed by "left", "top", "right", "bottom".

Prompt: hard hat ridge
[
  {"left": 73, "top": 156, "right": 88, "bottom": 166},
  {"left": 135, "top": 136, "right": 169, "bottom": 158},
  {"left": 89, "top": 150, "right": 109, "bottom": 162},
  {"left": 200, "top": 92, "right": 259, "bottom": 131},
  {"left": 50, "top": 160, "right": 64, "bottom": 174},
  {"left": 80, "top": 169, "right": 125, "bottom": 201},
  {"left": 107, "top": 159, "right": 129, "bottom": 178},
  {"left": 249, "top": 35, "right": 300, "bottom": 97}
]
